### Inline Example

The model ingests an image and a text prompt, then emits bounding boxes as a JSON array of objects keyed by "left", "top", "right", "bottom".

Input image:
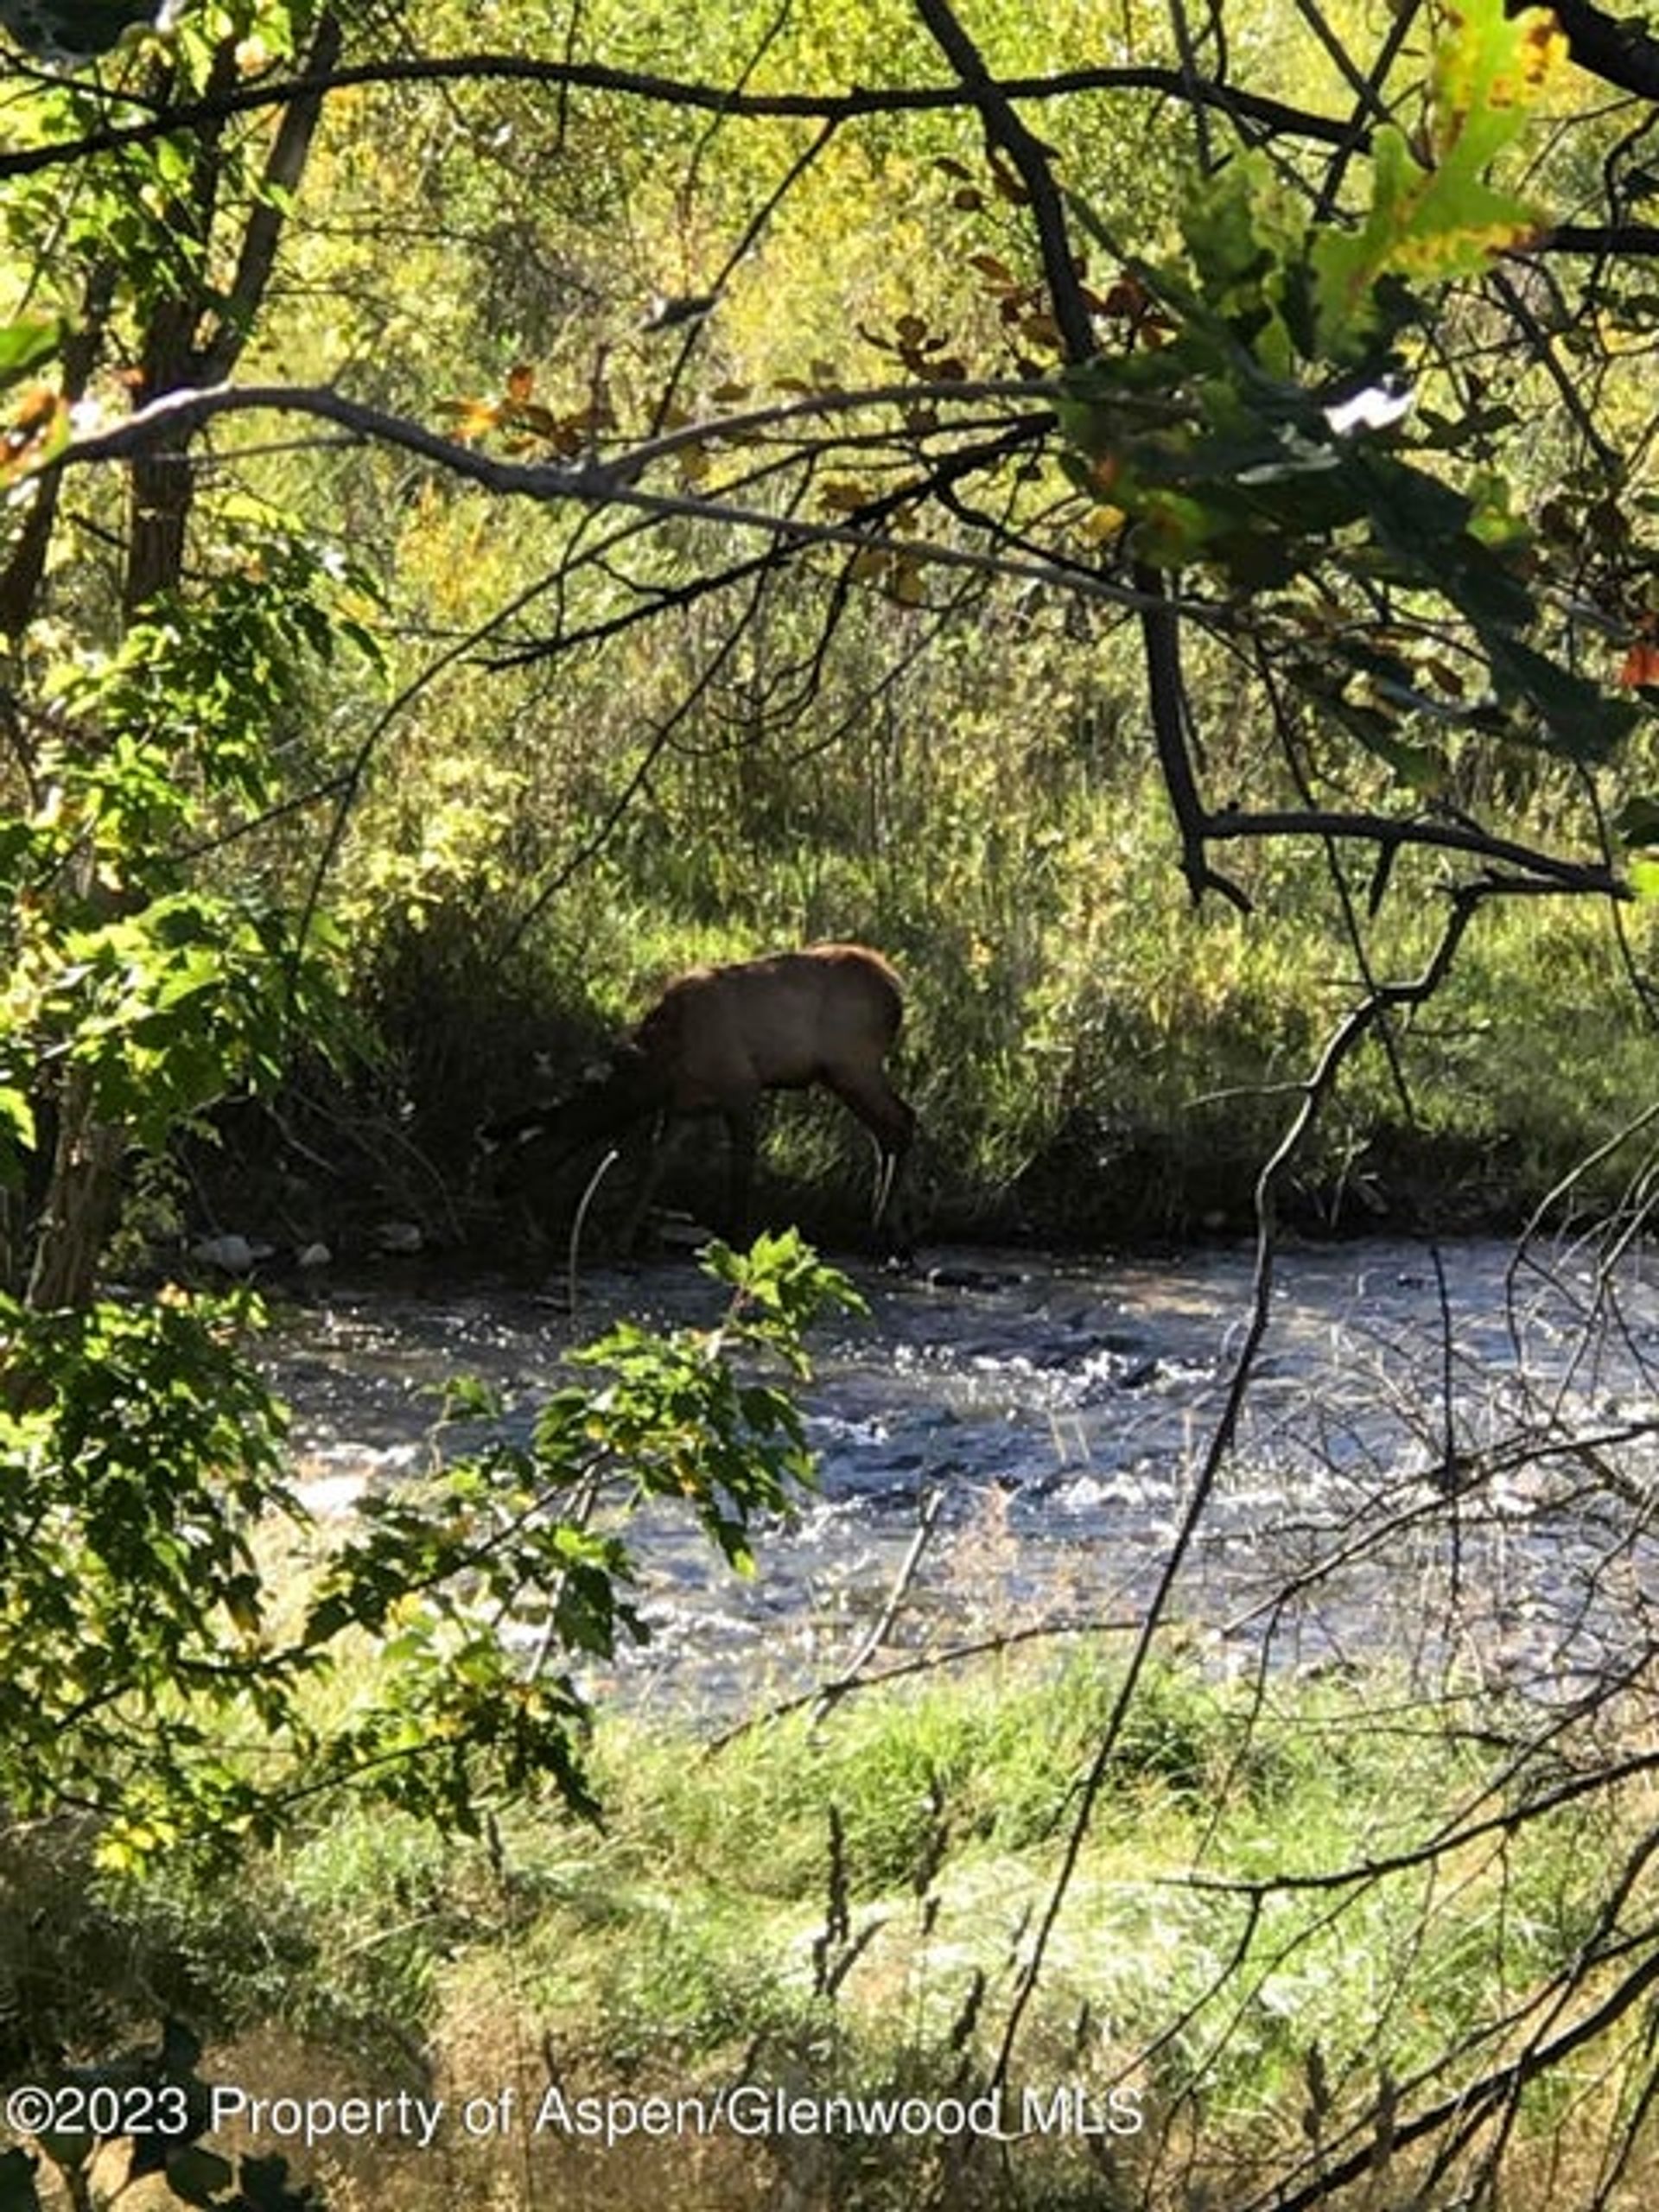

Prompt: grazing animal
[{"left": 482, "top": 944, "right": 916, "bottom": 1244}]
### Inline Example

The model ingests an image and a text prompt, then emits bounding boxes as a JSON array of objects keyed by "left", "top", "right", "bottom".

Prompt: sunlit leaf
[
  {"left": 436, "top": 395, "right": 504, "bottom": 442},
  {"left": 2, "top": 384, "right": 67, "bottom": 484},
  {"left": 887, "top": 555, "right": 925, "bottom": 606},
  {"left": 1314, "top": 0, "right": 1562, "bottom": 356},
  {"left": 1482, "top": 630, "right": 1638, "bottom": 759},
  {"left": 0, "top": 310, "right": 67, "bottom": 389}
]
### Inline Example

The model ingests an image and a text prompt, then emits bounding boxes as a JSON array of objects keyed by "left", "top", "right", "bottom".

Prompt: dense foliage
[
  {"left": 7, "top": 0, "right": 1659, "bottom": 1262},
  {"left": 7, "top": 0, "right": 1659, "bottom": 2204}
]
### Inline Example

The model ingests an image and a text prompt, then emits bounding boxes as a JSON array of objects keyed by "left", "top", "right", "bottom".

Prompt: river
[{"left": 270, "top": 1235, "right": 1659, "bottom": 1714}]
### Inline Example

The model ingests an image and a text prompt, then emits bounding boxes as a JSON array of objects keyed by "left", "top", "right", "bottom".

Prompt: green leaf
[
  {"left": 1480, "top": 630, "right": 1638, "bottom": 760},
  {"left": 0, "top": 1085, "right": 35, "bottom": 1162},
  {"left": 1180, "top": 156, "right": 1303, "bottom": 373},
  {"left": 1313, "top": 0, "right": 1564, "bottom": 357},
  {"left": 0, "top": 311, "right": 66, "bottom": 390}
]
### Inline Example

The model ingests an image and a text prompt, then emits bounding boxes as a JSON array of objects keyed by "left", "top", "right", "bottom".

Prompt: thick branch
[
  {"left": 1543, "top": 0, "right": 1659, "bottom": 102},
  {"left": 1141, "top": 580, "right": 1252, "bottom": 911},
  {"left": 912, "top": 0, "right": 1093, "bottom": 361},
  {"left": 52, "top": 371, "right": 1047, "bottom": 475},
  {"left": 1541, "top": 223, "right": 1659, "bottom": 255},
  {"left": 0, "top": 57, "right": 1353, "bottom": 183},
  {"left": 205, "top": 10, "right": 343, "bottom": 383},
  {"left": 1207, "top": 806, "right": 1626, "bottom": 899},
  {"left": 123, "top": 35, "right": 239, "bottom": 618},
  {"left": 919, "top": 0, "right": 1248, "bottom": 911},
  {"left": 40, "top": 377, "right": 1197, "bottom": 618}
]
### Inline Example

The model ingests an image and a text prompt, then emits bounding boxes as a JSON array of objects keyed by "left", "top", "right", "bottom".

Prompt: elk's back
[{"left": 639, "top": 944, "right": 902, "bottom": 1110}]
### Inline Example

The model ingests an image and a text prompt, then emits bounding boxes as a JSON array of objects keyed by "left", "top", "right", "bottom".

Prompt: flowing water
[{"left": 271, "top": 1236, "right": 1659, "bottom": 1714}]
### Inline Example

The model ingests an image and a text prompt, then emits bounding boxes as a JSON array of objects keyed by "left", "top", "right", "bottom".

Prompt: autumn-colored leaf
[
  {"left": 0, "top": 382, "right": 65, "bottom": 484},
  {"left": 1080, "top": 505, "right": 1127, "bottom": 543},
  {"left": 4, "top": 382, "right": 59, "bottom": 444},
  {"left": 1313, "top": 0, "right": 1563, "bottom": 357},
  {"left": 437, "top": 396, "right": 505, "bottom": 442},
  {"left": 0, "top": 308, "right": 67, "bottom": 390}
]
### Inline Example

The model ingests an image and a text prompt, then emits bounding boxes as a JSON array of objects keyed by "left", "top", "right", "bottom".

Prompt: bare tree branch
[{"left": 0, "top": 54, "right": 1356, "bottom": 184}]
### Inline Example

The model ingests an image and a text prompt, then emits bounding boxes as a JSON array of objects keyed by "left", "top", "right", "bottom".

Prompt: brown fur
[{"left": 484, "top": 944, "right": 915, "bottom": 1243}]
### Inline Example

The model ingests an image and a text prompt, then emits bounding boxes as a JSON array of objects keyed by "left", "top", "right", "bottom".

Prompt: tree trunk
[
  {"left": 24, "top": 1067, "right": 125, "bottom": 1312},
  {"left": 20, "top": 15, "right": 344, "bottom": 1308}
]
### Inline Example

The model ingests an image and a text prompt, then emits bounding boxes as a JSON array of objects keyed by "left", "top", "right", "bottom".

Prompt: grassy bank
[
  {"left": 254, "top": 808, "right": 1659, "bottom": 1264},
  {"left": 193, "top": 607, "right": 1659, "bottom": 1264},
  {"left": 263, "top": 524, "right": 1659, "bottom": 1258},
  {"left": 25, "top": 1635, "right": 1656, "bottom": 2211}
]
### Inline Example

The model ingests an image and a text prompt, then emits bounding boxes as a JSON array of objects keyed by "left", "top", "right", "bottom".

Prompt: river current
[{"left": 270, "top": 1236, "right": 1659, "bottom": 1713}]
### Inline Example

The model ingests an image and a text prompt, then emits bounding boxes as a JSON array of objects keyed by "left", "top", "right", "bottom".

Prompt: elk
[{"left": 482, "top": 944, "right": 916, "bottom": 1246}]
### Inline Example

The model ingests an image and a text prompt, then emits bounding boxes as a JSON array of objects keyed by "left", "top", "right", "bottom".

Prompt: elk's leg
[
  {"left": 617, "top": 1112, "right": 671, "bottom": 1253},
  {"left": 823, "top": 1071, "right": 917, "bottom": 1241},
  {"left": 721, "top": 1105, "right": 759, "bottom": 1243}
]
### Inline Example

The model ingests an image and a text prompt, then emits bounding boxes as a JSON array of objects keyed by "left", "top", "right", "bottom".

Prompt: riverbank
[
  {"left": 41, "top": 1633, "right": 1653, "bottom": 2212},
  {"left": 11, "top": 1230, "right": 1659, "bottom": 2211}
]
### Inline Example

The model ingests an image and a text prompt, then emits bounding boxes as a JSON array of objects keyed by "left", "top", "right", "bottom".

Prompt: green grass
[
  {"left": 327, "top": 596, "right": 1659, "bottom": 1250},
  {"left": 40, "top": 1638, "right": 1655, "bottom": 2210}
]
